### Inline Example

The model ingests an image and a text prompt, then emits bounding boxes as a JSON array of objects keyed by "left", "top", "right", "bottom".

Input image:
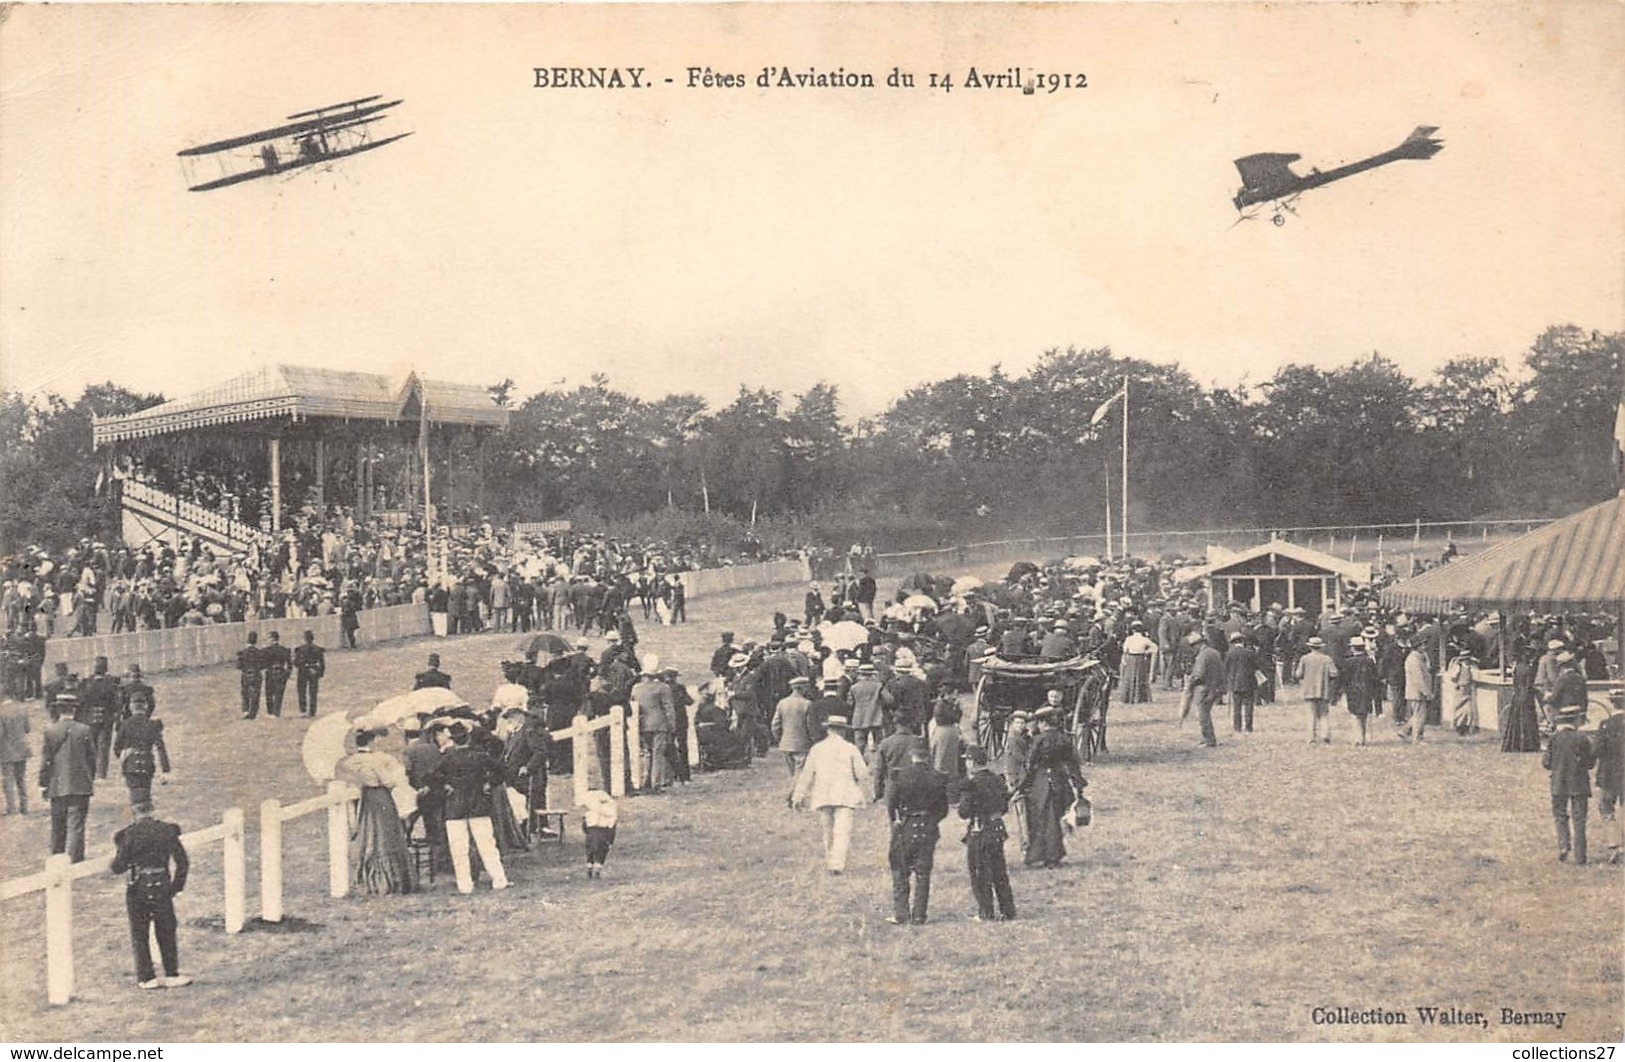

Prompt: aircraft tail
[{"left": 1397, "top": 125, "right": 1444, "bottom": 159}]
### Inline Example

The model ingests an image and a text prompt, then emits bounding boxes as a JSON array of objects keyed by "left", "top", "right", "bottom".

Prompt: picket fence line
[
  {"left": 43, "top": 603, "right": 432, "bottom": 679},
  {"left": 852, "top": 517, "right": 1549, "bottom": 578},
  {"left": 679, "top": 557, "right": 812, "bottom": 599},
  {"left": 0, "top": 707, "right": 651, "bottom": 1006}
]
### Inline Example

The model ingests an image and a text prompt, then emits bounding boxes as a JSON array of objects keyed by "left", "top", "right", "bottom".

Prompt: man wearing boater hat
[
  {"left": 1296, "top": 636, "right": 1338, "bottom": 744},
  {"left": 1543, "top": 657, "right": 1595, "bottom": 864},
  {"left": 791, "top": 714, "right": 870, "bottom": 875}
]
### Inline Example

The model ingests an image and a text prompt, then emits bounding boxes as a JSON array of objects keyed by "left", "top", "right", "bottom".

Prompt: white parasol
[
  {"left": 301, "top": 712, "right": 358, "bottom": 784},
  {"left": 903, "top": 594, "right": 938, "bottom": 611},
  {"left": 819, "top": 620, "right": 870, "bottom": 652},
  {"left": 351, "top": 687, "right": 469, "bottom": 730},
  {"left": 950, "top": 576, "right": 984, "bottom": 597},
  {"left": 490, "top": 683, "right": 530, "bottom": 712}
]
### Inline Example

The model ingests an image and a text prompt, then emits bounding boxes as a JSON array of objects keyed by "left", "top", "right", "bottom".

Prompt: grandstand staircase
[{"left": 116, "top": 476, "right": 274, "bottom": 554}]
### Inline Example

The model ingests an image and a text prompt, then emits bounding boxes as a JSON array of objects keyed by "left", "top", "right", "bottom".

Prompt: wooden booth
[{"left": 1178, "top": 539, "right": 1371, "bottom": 617}]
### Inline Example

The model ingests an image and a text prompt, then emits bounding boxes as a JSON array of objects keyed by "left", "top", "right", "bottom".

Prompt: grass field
[{"left": 1, "top": 568, "right": 1620, "bottom": 1043}]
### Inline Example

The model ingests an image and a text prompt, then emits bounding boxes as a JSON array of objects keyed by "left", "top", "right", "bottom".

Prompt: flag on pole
[{"left": 1089, "top": 385, "right": 1127, "bottom": 426}]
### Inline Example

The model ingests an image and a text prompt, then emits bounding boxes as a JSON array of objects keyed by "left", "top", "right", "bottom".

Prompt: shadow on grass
[{"left": 185, "top": 915, "right": 325, "bottom": 934}]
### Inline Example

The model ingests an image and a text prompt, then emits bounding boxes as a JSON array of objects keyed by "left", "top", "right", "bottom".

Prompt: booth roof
[{"left": 1379, "top": 493, "right": 1625, "bottom": 614}]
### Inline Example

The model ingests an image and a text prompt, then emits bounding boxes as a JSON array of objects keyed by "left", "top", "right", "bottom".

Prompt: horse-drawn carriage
[{"left": 971, "top": 654, "right": 1114, "bottom": 763}]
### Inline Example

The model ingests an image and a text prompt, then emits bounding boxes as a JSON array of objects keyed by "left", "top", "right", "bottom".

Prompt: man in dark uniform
[
  {"left": 413, "top": 653, "right": 452, "bottom": 690},
  {"left": 79, "top": 656, "right": 122, "bottom": 779},
  {"left": 1, "top": 628, "right": 22, "bottom": 697},
  {"left": 710, "top": 632, "right": 738, "bottom": 678},
  {"left": 261, "top": 631, "right": 292, "bottom": 718},
  {"left": 292, "top": 630, "right": 326, "bottom": 717},
  {"left": 21, "top": 627, "right": 45, "bottom": 699},
  {"left": 110, "top": 800, "right": 192, "bottom": 988},
  {"left": 958, "top": 745, "right": 1017, "bottom": 922},
  {"left": 120, "top": 664, "right": 156, "bottom": 722},
  {"left": 886, "top": 747, "right": 948, "bottom": 925},
  {"left": 237, "top": 632, "right": 264, "bottom": 720},
  {"left": 42, "top": 662, "right": 73, "bottom": 718}
]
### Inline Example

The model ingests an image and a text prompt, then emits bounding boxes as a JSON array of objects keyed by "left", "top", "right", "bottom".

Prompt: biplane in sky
[
  {"left": 1231, "top": 126, "right": 1444, "bottom": 225},
  {"left": 177, "top": 96, "right": 411, "bottom": 192}
]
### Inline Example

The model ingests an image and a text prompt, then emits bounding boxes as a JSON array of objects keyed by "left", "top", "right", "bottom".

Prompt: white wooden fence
[{"left": 1, "top": 708, "right": 641, "bottom": 1004}]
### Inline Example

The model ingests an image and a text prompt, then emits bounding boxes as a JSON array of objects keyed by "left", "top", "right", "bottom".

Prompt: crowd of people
[
  {"left": 0, "top": 498, "right": 834, "bottom": 655},
  {"left": 3, "top": 538, "right": 1620, "bottom": 995}
]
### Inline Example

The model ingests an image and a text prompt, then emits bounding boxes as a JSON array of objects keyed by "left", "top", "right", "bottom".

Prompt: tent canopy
[{"left": 1380, "top": 493, "right": 1625, "bottom": 614}]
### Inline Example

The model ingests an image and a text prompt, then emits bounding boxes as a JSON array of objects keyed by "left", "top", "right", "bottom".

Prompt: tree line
[{"left": 2, "top": 325, "right": 1620, "bottom": 554}]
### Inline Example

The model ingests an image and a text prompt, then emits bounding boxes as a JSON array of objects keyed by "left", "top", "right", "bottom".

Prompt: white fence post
[
  {"left": 572, "top": 713, "right": 590, "bottom": 806},
  {"left": 44, "top": 854, "right": 73, "bottom": 1006},
  {"left": 628, "top": 700, "right": 643, "bottom": 791},
  {"left": 222, "top": 808, "right": 246, "bottom": 934},
  {"left": 609, "top": 705, "right": 627, "bottom": 798},
  {"left": 326, "top": 781, "right": 350, "bottom": 899},
  {"left": 688, "top": 704, "right": 701, "bottom": 768},
  {"left": 260, "top": 798, "right": 284, "bottom": 923}
]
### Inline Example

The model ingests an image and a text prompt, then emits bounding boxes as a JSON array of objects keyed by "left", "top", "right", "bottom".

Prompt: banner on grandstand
[{"left": 513, "top": 520, "right": 573, "bottom": 537}]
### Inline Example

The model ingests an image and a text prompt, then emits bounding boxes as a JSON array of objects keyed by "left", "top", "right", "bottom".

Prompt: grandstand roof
[{"left": 92, "top": 365, "right": 508, "bottom": 445}]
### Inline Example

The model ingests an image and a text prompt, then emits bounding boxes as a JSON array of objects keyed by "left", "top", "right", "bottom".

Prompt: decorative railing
[{"left": 119, "top": 476, "right": 273, "bottom": 551}]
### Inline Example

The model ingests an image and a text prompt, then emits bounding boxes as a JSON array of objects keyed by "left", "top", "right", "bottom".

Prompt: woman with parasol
[{"left": 334, "top": 729, "right": 417, "bottom": 895}]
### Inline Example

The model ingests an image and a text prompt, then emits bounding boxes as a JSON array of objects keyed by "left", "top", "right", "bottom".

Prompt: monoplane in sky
[
  {"left": 177, "top": 96, "right": 411, "bottom": 192},
  {"left": 1232, "top": 126, "right": 1444, "bottom": 226}
]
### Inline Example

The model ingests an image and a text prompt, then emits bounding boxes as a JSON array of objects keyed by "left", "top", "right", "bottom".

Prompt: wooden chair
[
  {"left": 531, "top": 809, "right": 568, "bottom": 844},
  {"left": 402, "top": 811, "right": 436, "bottom": 883}
]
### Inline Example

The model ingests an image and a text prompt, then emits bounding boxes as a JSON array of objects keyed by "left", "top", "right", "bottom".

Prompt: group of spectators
[{"left": 0, "top": 503, "right": 825, "bottom": 647}]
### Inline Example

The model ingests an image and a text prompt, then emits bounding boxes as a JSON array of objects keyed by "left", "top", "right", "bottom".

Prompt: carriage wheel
[
  {"left": 970, "top": 676, "right": 1001, "bottom": 755},
  {"left": 1071, "top": 686, "right": 1096, "bottom": 763},
  {"left": 1093, "top": 670, "right": 1112, "bottom": 755}
]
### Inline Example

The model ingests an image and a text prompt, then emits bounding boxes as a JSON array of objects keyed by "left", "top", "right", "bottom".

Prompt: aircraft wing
[
  {"left": 177, "top": 99, "right": 402, "bottom": 157},
  {"left": 288, "top": 95, "right": 383, "bottom": 120},
  {"left": 1233, "top": 152, "right": 1303, "bottom": 192}
]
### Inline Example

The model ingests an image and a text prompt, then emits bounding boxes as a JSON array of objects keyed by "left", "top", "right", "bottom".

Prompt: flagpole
[
  {"left": 1121, "top": 375, "right": 1129, "bottom": 560},
  {"left": 1104, "top": 455, "right": 1113, "bottom": 561}
]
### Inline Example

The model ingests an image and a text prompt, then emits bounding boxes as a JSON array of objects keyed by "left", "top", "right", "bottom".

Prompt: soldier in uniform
[
  {"left": 120, "top": 664, "right": 156, "bottom": 723},
  {"left": 79, "top": 656, "right": 122, "bottom": 779},
  {"left": 22, "top": 627, "right": 45, "bottom": 700},
  {"left": 260, "top": 631, "right": 292, "bottom": 718},
  {"left": 414, "top": 653, "right": 452, "bottom": 690},
  {"left": 885, "top": 746, "right": 949, "bottom": 925},
  {"left": 42, "top": 661, "right": 73, "bottom": 718},
  {"left": 109, "top": 800, "right": 192, "bottom": 989},
  {"left": 236, "top": 632, "right": 264, "bottom": 720},
  {"left": 292, "top": 630, "right": 326, "bottom": 717},
  {"left": 113, "top": 696, "right": 170, "bottom": 807},
  {"left": 1, "top": 628, "right": 22, "bottom": 697},
  {"left": 958, "top": 744, "right": 1017, "bottom": 922}
]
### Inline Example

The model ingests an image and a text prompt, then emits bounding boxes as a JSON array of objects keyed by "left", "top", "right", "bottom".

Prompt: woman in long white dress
[{"left": 335, "top": 731, "right": 417, "bottom": 895}]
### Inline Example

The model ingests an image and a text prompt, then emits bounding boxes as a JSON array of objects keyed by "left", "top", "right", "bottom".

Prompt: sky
[{"left": 1, "top": 2, "right": 1622, "bottom": 418}]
